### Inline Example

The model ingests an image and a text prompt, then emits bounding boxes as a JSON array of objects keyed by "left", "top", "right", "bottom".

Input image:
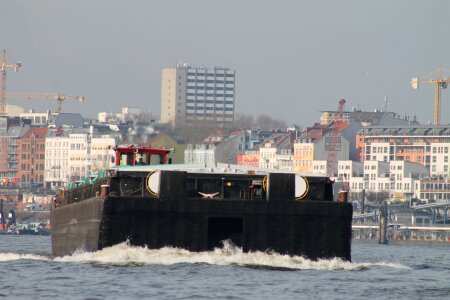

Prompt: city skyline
[{"left": 1, "top": 1, "right": 450, "bottom": 126}]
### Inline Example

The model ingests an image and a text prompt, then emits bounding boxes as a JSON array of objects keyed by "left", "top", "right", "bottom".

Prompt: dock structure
[
  {"left": 378, "top": 201, "right": 388, "bottom": 244},
  {"left": 352, "top": 224, "right": 450, "bottom": 242},
  {"left": 351, "top": 200, "right": 450, "bottom": 243}
]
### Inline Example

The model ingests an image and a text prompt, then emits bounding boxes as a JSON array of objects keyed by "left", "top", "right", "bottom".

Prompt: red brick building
[{"left": 17, "top": 127, "right": 48, "bottom": 186}]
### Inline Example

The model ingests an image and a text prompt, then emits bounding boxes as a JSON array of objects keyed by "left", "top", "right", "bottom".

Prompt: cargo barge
[{"left": 51, "top": 146, "right": 353, "bottom": 260}]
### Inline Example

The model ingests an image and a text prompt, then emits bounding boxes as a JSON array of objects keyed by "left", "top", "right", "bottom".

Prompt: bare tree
[
  {"left": 161, "top": 119, "right": 223, "bottom": 144},
  {"left": 233, "top": 113, "right": 287, "bottom": 131},
  {"left": 160, "top": 112, "right": 289, "bottom": 144},
  {"left": 234, "top": 112, "right": 255, "bottom": 129}
]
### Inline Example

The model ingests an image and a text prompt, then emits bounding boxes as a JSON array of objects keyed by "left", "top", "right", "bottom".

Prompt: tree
[
  {"left": 161, "top": 119, "right": 224, "bottom": 144},
  {"left": 234, "top": 113, "right": 255, "bottom": 129},
  {"left": 232, "top": 113, "right": 287, "bottom": 131},
  {"left": 365, "top": 191, "right": 389, "bottom": 204}
]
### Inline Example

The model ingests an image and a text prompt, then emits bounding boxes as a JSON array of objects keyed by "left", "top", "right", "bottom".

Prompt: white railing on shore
[{"left": 352, "top": 225, "right": 450, "bottom": 231}]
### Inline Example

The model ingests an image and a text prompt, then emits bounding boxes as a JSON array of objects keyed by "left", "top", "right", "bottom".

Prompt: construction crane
[
  {"left": 411, "top": 68, "right": 450, "bottom": 125},
  {"left": 326, "top": 98, "right": 347, "bottom": 178},
  {"left": 0, "top": 50, "right": 21, "bottom": 115},
  {"left": 6, "top": 92, "right": 85, "bottom": 113}
]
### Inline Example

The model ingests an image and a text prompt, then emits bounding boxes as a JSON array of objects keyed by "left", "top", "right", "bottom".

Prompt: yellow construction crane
[
  {"left": 0, "top": 49, "right": 21, "bottom": 115},
  {"left": 6, "top": 92, "right": 85, "bottom": 113},
  {"left": 411, "top": 68, "right": 450, "bottom": 125}
]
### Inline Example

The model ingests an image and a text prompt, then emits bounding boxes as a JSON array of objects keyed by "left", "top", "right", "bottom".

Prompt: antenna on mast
[{"left": 381, "top": 95, "right": 388, "bottom": 112}]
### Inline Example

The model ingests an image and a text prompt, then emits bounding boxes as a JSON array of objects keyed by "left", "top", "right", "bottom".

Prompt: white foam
[
  {"left": 52, "top": 241, "right": 411, "bottom": 271},
  {"left": 0, "top": 252, "right": 49, "bottom": 262}
]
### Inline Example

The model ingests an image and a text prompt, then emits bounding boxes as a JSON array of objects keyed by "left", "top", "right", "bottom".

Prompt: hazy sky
[{"left": 1, "top": 1, "right": 450, "bottom": 127}]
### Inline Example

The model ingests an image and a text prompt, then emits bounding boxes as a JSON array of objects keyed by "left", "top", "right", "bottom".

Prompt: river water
[{"left": 0, "top": 235, "right": 449, "bottom": 299}]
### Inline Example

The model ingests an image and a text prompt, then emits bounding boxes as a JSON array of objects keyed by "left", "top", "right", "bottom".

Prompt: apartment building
[
  {"left": 45, "top": 129, "right": 70, "bottom": 189},
  {"left": 20, "top": 111, "right": 52, "bottom": 126},
  {"left": 258, "top": 132, "right": 294, "bottom": 170},
  {"left": 45, "top": 126, "right": 118, "bottom": 187},
  {"left": 294, "top": 123, "right": 349, "bottom": 174},
  {"left": 184, "top": 144, "right": 216, "bottom": 164},
  {"left": 98, "top": 107, "right": 141, "bottom": 123},
  {"left": 160, "top": 63, "right": 235, "bottom": 127},
  {"left": 237, "top": 150, "right": 259, "bottom": 167},
  {"left": 417, "top": 177, "right": 450, "bottom": 203},
  {"left": 17, "top": 127, "right": 49, "bottom": 187},
  {"left": 322, "top": 160, "right": 428, "bottom": 199},
  {"left": 185, "top": 130, "right": 253, "bottom": 165},
  {"left": 357, "top": 125, "right": 450, "bottom": 177},
  {"left": 1, "top": 123, "right": 31, "bottom": 181},
  {"left": 67, "top": 128, "right": 117, "bottom": 182},
  {"left": 0, "top": 117, "right": 8, "bottom": 178}
]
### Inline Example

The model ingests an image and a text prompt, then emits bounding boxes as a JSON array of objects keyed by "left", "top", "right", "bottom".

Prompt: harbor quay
[{"left": 352, "top": 224, "right": 450, "bottom": 243}]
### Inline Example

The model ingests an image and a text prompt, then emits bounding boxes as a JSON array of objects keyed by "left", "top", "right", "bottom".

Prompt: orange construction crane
[
  {"left": 0, "top": 50, "right": 21, "bottom": 115},
  {"left": 326, "top": 98, "right": 347, "bottom": 178},
  {"left": 411, "top": 68, "right": 450, "bottom": 125},
  {"left": 6, "top": 92, "right": 84, "bottom": 113}
]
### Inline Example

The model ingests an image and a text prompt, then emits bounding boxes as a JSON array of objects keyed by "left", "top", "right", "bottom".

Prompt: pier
[
  {"left": 352, "top": 224, "right": 450, "bottom": 242},
  {"left": 352, "top": 202, "right": 450, "bottom": 242}
]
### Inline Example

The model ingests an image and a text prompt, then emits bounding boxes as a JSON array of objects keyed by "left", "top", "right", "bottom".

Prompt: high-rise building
[{"left": 160, "top": 63, "right": 235, "bottom": 127}]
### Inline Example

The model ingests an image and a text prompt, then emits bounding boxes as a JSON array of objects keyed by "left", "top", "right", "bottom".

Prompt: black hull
[{"left": 52, "top": 196, "right": 352, "bottom": 260}]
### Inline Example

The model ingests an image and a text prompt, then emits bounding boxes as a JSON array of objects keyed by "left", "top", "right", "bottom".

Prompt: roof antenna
[{"left": 382, "top": 95, "right": 388, "bottom": 112}]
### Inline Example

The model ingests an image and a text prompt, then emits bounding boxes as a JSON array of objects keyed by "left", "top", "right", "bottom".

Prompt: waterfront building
[
  {"left": 184, "top": 130, "right": 224, "bottom": 164},
  {"left": 184, "top": 144, "right": 216, "bottom": 164},
  {"left": 185, "top": 130, "right": 248, "bottom": 165},
  {"left": 293, "top": 124, "right": 326, "bottom": 173},
  {"left": 357, "top": 125, "right": 450, "bottom": 177},
  {"left": 417, "top": 177, "right": 450, "bottom": 203},
  {"left": 45, "top": 126, "right": 118, "bottom": 187},
  {"left": 237, "top": 150, "right": 259, "bottom": 167},
  {"left": 1, "top": 123, "right": 31, "bottom": 181},
  {"left": 160, "top": 63, "right": 235, "bottom": 127},
  {"left": 17, "top": 127, "right": 49, "bottom": 189},
  {"left": 320, "top": 109, "right": 418, "bottom": 162},
  {"left": 320, "top": 110, "right": 352, "bottom": 125},
  {"left": 98, "top": 107, "right": 142, "bottom": 123},
  {"left": 337, "top": 160, "right": 363, "bottom": 181},
  {"left": 310, "top": 160, "right": 429, "bottom": 200},
  {"left": 20, "top": 110, "right": 52, "bottom": 126},
  {"left": 293, "top": 123, "right": 350, "bottom": 174},
  {"left": 215, "top": 130, "right": 254, "bottom": 165},
  {"left": 184, "top": 130, "right": 273, "bottom": 165},
  {"left": 0, "top": 117, "right": 8, "bottom": 178},
  {"left": 235, "top": 130, "right": 274, "bottom": 167},
  {"left": 0, "top": 117, "right": 31, "bottom": 183},
  {"left": 45, "top": 129, "right": 70, "bottom": 189},
  {"left": 67, "top": 127, "right": 117, "bottom": 182},
  {"left": 320, "top": 109, "right": 417, "bottom": 127},
  {"left": 258, "top": 132, "right": 294, "bottom": 170}
]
